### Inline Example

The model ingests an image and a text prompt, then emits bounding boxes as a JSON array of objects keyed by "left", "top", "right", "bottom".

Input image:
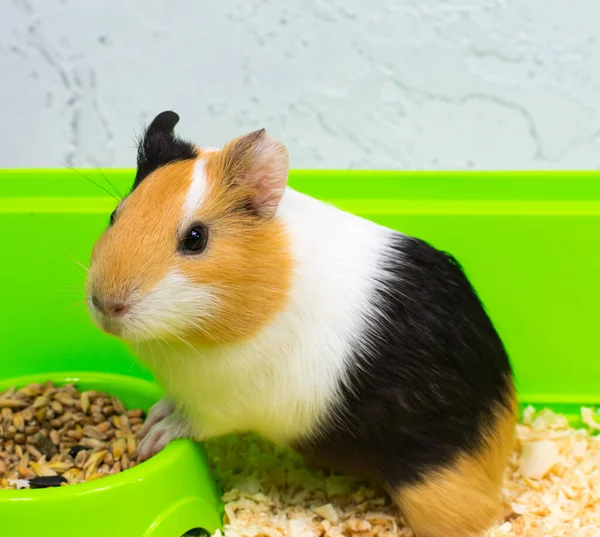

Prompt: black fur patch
[
  {"left": 133, "top": 111, "right": 197, "bottom": 190},
  {"left": 294, "top": 234, "right": 513, "bottom": 487}
]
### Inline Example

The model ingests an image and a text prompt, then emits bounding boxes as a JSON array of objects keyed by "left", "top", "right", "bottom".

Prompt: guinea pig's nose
[
  {"left": 108, "top": 303, "right": 130, "bottom": 317},
  {"left": 91, "top": 295, "right": 130, "bottom": 318}
]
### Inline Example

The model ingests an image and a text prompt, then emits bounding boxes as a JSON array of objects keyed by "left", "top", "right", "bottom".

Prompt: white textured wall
[{"left": 1, "top": 0, "right": 600, "bottom": 170}]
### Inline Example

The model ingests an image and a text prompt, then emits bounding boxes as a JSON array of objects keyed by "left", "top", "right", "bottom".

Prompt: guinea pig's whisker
[
  {"left": 61, "top": 164, "right": 121, "bottom": 201},
  {"left": 65, "top": 300, "right": 88, "bottom": 311},
  {"left": 146, "top": 331, "right": 158, "bottom": 368},
  {"left": 46, "top": 246, "right": 90, "bottom": 275},
  {"left": 71, "top": 260, "right": 89, "bottom": 273},
  {"left": 57, "top": 281, "right": 88, "bottom": 292},
  {"left": 139, "top": 318, "right": 157, "bottom": 342},
  {"left": 53, "top": 298, "right": 88, "bottom": 315},
  {"left": 159, "top": 336, "right": 178, "bottom": 357},
  {"left": 185, "top": 319, "right": 221, "bottom": 345},
  {"left": 122, "top": 334, "right": 141, "bottom": 375},
  {"left": 92, "top": 166, "right": 123, "bottom": 199},
  {"left": 54, "top": 289, "right": 86, "bottom": 300},
  {"left": 164, "top": 327, "right": 198, "bottom": 354},
  {"left": 154, "top": 337, "right": 167, "bottom": 359},
  {"left": 154, "top": 338, "right": 176, "bottom": 380},
  {"left": 159, "top": 336, "right": 186, "bottom": 370},
  {"left": 58, "top": 282, "right": 86, "bottom": 291}
]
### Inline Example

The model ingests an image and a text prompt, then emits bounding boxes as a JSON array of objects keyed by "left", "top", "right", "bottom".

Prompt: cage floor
[{"left": 205, "top": 406, "right": 600, "bottom": 537}]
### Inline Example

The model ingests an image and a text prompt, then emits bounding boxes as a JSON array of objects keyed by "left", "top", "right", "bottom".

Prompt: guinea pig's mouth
[
  {"left": 85, "top": 271, "right": 218, "bottom": 344},
  {"left": 97, "top": 316, "right": 126, "bottom": 337}
]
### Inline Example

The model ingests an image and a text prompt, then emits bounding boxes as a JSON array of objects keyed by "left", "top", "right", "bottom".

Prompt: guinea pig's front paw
[
  {"left": 137, "top": 398, "right": 176, "bottom": 442},
  {"left": 136, "top": 399, "right": 195, "bottom": 462}
]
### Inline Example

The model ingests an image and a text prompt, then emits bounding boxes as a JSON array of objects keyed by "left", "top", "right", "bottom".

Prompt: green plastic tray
[{"left": 1, "top": 169, "right": 600, "bottom": 534}]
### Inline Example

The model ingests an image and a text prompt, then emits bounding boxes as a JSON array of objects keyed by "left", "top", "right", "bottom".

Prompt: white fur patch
[
  {"left": 114, "top": 271, "right": 218, "bottom": 344},
  {"left": 183, "top": 159, "right": 208, "bottom": 225},
  {"left": 136, "top": 188, "right": 392, "bottom": 445}
]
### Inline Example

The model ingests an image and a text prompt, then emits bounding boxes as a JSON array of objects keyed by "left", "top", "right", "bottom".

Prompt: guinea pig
[{"left": 86, "top": 111, "right": 516, "bottom": 537}]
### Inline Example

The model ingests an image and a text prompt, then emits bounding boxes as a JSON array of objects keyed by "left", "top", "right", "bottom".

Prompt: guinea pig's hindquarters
[
  {"left": 393, "top": 398, "right": 516, "bottom": 537},
  {"left": 292, "top": 234, "right": 516, "bottom": 537}
]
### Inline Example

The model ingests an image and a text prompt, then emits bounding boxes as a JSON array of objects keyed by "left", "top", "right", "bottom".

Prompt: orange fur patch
[
  {"left": 180, "top": 139, "right": 293, "bottom": 343},
  {"left": 89, "top": 148, "right": 293, "bottom": 345},
  {"left": 392, "top": 390, "right": 517, "bottom": 537},
  {"left": 89, "top": 159, "right": 195, "bottom": 301}
]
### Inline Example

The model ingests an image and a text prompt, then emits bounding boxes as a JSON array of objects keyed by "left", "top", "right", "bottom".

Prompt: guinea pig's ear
[
  {"left": 133, "top": 111, "right": 197, "bottom": 190},
  {"left": 221, "top": 129, "right": 289, "bottom": 219}
]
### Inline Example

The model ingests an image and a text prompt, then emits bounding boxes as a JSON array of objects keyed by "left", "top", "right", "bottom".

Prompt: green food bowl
[{"left": 0, "top": 372, "right": 223, "bottom": 537}]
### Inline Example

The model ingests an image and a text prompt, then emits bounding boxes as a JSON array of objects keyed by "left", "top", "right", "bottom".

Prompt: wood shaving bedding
[{"left": 205, "top": 407, "right": 600, "bottom": 537}]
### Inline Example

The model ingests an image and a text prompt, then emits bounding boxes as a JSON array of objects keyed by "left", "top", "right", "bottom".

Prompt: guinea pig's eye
[
  {"left": 109, "top": 210, "right": 117, "bottom": 226},
  {"left": 180, "top": 224, "right": 209, "bottom": 254}
]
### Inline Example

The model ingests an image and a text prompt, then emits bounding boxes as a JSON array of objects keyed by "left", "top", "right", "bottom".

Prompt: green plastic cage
[{"left": 1, "top": 169, "right": 600, "bottom": 536}]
